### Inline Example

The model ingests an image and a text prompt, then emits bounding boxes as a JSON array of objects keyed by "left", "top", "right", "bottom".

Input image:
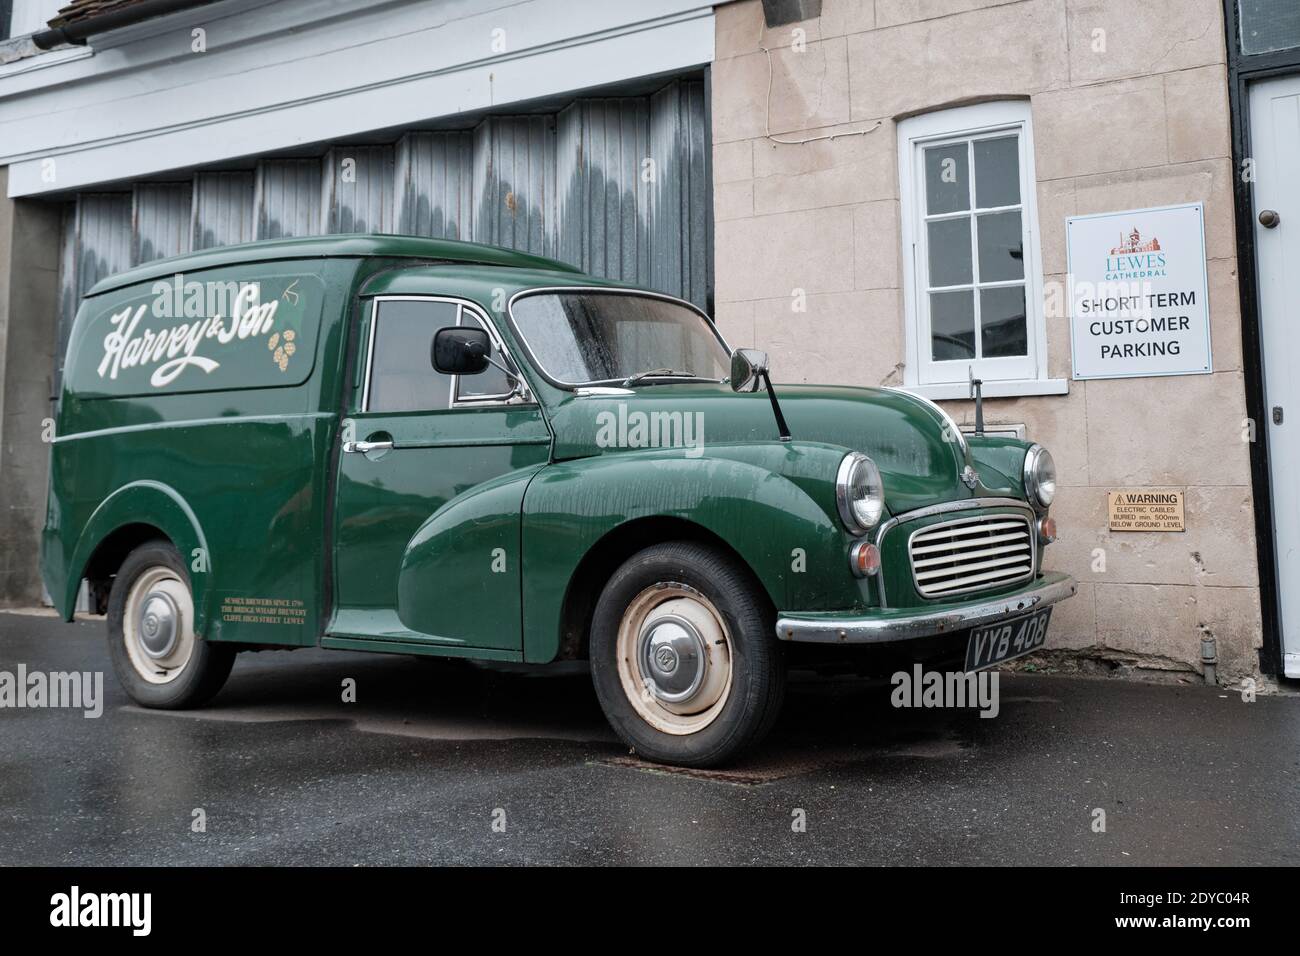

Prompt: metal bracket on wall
[{"left": 761, "top": 0, "right": 821, "bottom": 28}]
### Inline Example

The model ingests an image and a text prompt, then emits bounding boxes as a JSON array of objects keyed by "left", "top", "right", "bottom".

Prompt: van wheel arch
[
  {"left": 63, "top": 482, "right": 212, "bottom": 625},
  {"left": 557, "top": 517, "right": 775, "bottom": 662},
  {"left": 81, "top": 522, "right": 173, "bottom": 615}
]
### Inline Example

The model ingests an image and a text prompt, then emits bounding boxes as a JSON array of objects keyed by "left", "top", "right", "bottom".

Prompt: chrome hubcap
[
  {"left": 615, "top": 583, "right": 733, "bottom": 736},
  {"left": 137, "top": 590, "right": 179, "bottom": 659},
  {"left": 122, "top": 565, "right": 196, "bottom": 685},
  {"left": 639, "top": 614, "right": 706, "bottom": 703}
]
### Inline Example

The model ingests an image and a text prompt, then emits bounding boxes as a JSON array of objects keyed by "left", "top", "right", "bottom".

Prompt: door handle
[
  {"left": 1259, "top": 209, "right": 1281, "bottom": 229},
  {"left": 343, "top": 439, "right": 394, "bottom": 454}
]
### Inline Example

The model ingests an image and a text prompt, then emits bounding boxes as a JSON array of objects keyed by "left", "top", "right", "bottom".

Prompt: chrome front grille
[{"left": 908, "top": 512, "right": 1034, "bottom": 599}]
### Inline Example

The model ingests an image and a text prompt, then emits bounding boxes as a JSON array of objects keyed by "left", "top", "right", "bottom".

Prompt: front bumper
[{"left": 775, "top": 572, "right": 1077, "bottom": 644}]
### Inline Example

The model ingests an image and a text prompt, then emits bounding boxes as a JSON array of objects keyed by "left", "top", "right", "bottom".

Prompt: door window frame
[{"left": 360, "top": 294, "right": 530, "bottom": 413}]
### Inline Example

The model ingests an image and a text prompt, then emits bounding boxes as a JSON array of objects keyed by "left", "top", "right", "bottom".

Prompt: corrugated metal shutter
[
  {"left": 255, "top": 159, "right": 321, "bottom": 239},
  {"left": 52, "top": 76, "right": 712, "bottom": 384},
  {"left": 650, "top": 80, "right": 710, "bottom": 308},
  {"left": 396, "top": 132, "right": 473, "bottom": 240},
  {"left": 192, "top": 172, "right": 255, "bottom": 250},
  {"left": 54, "top": 206, "right": 78, "bottom": 393},
  {"left": 473, "top": 116, "right": 558, "bottom": 259},
  {"left": 558, "top": 98, "right": 652, "bottom": 286},
  {"left": 133, "top": 182, "right": 192, "bottom": 264},
  {"left": 75, "top": 193, "right": 132, "bottom": 298},
  {"left": 323, "top": 146, "right": 395, "bottom": 234},
  {"left": 57, "top": 193, "right": 131, "bottom": 388}
]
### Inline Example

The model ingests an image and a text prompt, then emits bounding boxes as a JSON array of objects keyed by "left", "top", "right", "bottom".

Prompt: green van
[{"left": 42, "top": 235, "right": 1075, "bottom": 766}]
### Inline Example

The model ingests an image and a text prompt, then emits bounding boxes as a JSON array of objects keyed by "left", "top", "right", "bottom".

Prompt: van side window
[
  {"left": 456, "top": 311, "right": 512, "bottom": 401},
  {"left": 366, "top": 299, "right": 457, "bottom": 412}
]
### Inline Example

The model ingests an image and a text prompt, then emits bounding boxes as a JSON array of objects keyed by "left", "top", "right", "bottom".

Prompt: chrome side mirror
[
  {"left": 730, "top": 348, "right": 769, "bottom": 393},
  {"left": 729, "top": 347, "right": 789, "bottom": 441}
]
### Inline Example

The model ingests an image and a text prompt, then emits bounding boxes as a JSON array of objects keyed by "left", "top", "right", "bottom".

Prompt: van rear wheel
[
  {"left": 107, "top": 540, "right": 235, "bottom": 709},
  {"left": 589, "top": 541, "right": 785, "bottom": 767}
]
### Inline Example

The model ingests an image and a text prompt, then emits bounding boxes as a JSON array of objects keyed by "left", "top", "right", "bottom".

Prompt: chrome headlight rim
[
  {"left": 835, "top": 452, "right": 885, "bottom": 535},
  {"left": 1023, "top": 443, "right": 1057, "bottom": 510}
]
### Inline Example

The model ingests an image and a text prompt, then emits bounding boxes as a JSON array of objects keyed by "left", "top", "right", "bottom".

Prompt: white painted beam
[{"left": 2, "top": 0, "right": 715, "bottom": 197}]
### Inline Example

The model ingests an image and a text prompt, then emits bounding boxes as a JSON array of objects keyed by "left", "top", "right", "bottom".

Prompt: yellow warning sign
[{"left": 1107, "top": 490, "right": 1185, "bottom": 532}]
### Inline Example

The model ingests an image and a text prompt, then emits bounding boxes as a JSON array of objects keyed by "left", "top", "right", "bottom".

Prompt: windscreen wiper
[{"left": 621, "top": 368, "right": 699, "bottom": 387}]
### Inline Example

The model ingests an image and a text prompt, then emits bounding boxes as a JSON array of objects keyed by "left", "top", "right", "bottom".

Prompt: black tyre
[
  {"left": 106, "top": 540, "right": 235, "bottom": 709},
  {"left": 589, "top": 541, "right": 785, "bottom": 767}
]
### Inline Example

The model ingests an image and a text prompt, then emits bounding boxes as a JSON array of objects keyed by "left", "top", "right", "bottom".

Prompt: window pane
[
  {"left": 930, "top": 290, "right": 976, "bottom": 361},
  {"left": 367, "top": 300, "right": 457, "bottom": 412},
  {"left": 974, "top": 135, "right": 1020, "bottom": 208},
  {"left": 457, "top": 316, "right": 512, "bottom": 399},
  {"left": 927, "top": 217, "right": 973, "bottom": 287},
  {"left": 510, "top": 292, "right": 728, "bottom": 385},
  {"left": 924, "top": 144, "right": 969, "bottom": 215},
  {"left": 1239, "top": 0, "right": 1300, "bottom": 55},
  {"left": 980, "top": 286, "right": 1028, "bottom": 357},
  {"left": 976, "top": 211, "right": 1024, "bottom": 282}
]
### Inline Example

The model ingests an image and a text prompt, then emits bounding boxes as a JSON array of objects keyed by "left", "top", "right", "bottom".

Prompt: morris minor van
[{"left": 42, "top": 235, "right": 1075, "bottom": 767}]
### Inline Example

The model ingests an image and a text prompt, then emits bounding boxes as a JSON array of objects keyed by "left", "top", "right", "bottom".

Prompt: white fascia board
[
  {"left": 0, "top": 45, "right": 93, "bottom": 82},
  {"left": 4, "top": 0, "right": 715, "bottom": 197}
]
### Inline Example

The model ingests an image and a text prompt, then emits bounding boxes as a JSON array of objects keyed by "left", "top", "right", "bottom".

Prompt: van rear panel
[{"left": 43, "top": 257, "right": 362, "bottom": 646}]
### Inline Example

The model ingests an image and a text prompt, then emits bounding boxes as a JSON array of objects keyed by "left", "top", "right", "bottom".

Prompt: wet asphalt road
[{"left": 0, "top": 610, "right": 1297, "bottom": 866}]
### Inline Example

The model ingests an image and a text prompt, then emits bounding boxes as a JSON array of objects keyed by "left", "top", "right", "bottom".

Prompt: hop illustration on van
[{"left": 268, "top": 329, "right": 296, "bottom": 372}]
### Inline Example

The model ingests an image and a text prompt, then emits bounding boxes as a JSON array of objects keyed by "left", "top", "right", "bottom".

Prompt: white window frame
[{"left": 898, "top": 101, "right": 1066, "bottom": 400}]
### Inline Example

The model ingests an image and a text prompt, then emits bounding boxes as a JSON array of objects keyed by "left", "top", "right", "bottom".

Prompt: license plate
[{"left": 965, "top": 607, "right": 1052, "bottom": 672}]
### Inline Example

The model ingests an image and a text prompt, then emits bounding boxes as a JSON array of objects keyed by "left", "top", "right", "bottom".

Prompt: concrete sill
[{"left": 903, "top": 378, "right": 1070, "bottom": 401}]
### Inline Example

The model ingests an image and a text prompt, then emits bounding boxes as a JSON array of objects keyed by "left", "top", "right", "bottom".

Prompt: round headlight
[
  {"left": 1024, "top": 444, "right": 1057, "bottom": 508},
  {"left": 836, "top": 453, "right": 885, "bottom": 534}
]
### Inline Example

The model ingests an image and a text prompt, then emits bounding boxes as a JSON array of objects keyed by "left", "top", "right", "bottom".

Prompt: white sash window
[{"left": 898, "top": 102, "right": 1064, "bottom": 398}]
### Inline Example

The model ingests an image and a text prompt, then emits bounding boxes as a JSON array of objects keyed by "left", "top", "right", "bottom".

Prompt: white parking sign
[{"left": 1067, "top": 203, "right": 1213, "bottom": 380}]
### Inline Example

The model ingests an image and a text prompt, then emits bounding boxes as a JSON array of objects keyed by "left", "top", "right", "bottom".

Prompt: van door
[
  {"left": 328, "top": 294, "right": 550, "bottom": 653},
  {"left": 1250, "top": 75, "right": 1300, "bottom": 678}
]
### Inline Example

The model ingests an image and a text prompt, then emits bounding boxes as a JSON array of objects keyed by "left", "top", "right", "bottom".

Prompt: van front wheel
[
  {"left": 107, "top": 540, "right": 235, "bottom": 709},
  {"left": 589, "top": 541, "right": 785, "bottom": 767}
]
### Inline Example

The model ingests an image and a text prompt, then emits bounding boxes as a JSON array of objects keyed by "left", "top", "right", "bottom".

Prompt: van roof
[{"left": 85, "top": 233, "right": 585, "bottom": 297}]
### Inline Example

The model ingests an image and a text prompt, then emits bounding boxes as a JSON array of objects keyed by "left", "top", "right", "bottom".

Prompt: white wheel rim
[
  {"left": 122, "top": 566, "right": 195, "bottom": 685},
  {"left": 615, "top": 583, "right": 733, "bottom": 736}
]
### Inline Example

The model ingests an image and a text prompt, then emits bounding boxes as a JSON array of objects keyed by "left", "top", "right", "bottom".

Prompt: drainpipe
[
  {"left": 32, "top": 0, "right": 221, "bottom": 50},
  {"left": 1201, "top": 634, "right": 1218, "bottom": 686}
]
